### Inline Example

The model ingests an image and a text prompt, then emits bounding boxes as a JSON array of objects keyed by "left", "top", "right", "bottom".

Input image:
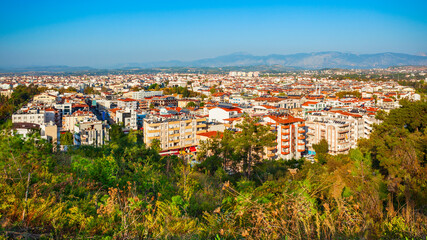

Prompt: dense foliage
[
  {"left": 0, "top": 85, "right": 39, "bottom": 125},
  {"left": 0, "top": 101, "right": 426, "bottom": 239}
]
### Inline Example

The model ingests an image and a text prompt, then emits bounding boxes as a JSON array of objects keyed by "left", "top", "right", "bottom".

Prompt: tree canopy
[{"left": 0, "top": 100, "right": 426, "bottom": 239}]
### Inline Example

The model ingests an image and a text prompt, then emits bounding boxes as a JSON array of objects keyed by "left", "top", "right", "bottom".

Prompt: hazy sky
[{"left": 1, "top": 0, "right": 426, "bottom": 67}]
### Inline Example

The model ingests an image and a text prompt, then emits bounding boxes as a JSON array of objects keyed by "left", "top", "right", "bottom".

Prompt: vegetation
[
  {"left": 336, "top": 90, "right": 362, "bottom": 99},
  {"left": 58, "top": 87, "right": 77, "bottom": 94},
  {"left": 60, "top": 132, "right": 74, "bottom": 146},
  {"left": 0, "top": 85, "right": 39, "bottom": 124},
  {"left": 162, "top": 86, "right": 199, "bottom": 98},
  {"left": 0, "top": 101, "right": 426, "bottom": 239},
  {"left": 83, "top": 86, "right": 99, "bottom": 95},
  {"left": 312, "top": 138, "right": 329, "bottom": 164},
  {"left": 186, "top": 101, "right": 197, "bottom": 108}
]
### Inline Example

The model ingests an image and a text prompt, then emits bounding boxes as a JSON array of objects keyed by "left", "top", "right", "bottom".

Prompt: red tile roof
[{"left": 197, "top": 131, "right": 223, "bottom": 139}]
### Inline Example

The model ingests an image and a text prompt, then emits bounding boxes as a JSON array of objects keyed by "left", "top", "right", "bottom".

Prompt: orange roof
[
  {"left": 266, "top": 115, "right": 305, "bottom": 125},
  {"left": 197, "top": 131, "right": 223, "bottom": 139},
  {"left": 166, "top": 107, "right": 182, "bottom": 112},
  {"left": 260, "top": 105, "right": 277, "bottom": 109},
  {"left": 109, "top": 108, "right": 122, "bottom": 113},
  {"left": 118, "top": 98, "right": 137, "bottom": 102},
  {"left": 301, "top": 101, "right": 319, "bottom": 107},
  {"left": 72, "top": 103, "right": 89, "bottom": 108},
  {"left": 329, "top": 110, "right": 362, "bottom": 118},
  {"left": 215, "top": 107, "right": 242, "bottom": 113}
]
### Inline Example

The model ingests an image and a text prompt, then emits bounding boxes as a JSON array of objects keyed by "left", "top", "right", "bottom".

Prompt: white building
[
  {"left": 208, "top": 104, "right": 243, "bottom": 123},
  {"left": 12, "top": 110, "right": 46, "bottom": 126},
  {"left": 115, "top": 109, "right": 137, "bottom": 130},
  {"left": 132, "top": 90, "right": 163, "bottom": 100}
]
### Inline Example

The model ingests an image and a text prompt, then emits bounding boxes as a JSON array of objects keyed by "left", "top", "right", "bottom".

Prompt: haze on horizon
[{"left": 1, "top": 0, "right": 426, "bottom": 68}]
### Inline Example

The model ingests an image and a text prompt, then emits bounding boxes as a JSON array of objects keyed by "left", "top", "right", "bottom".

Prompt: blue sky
[{"left": 0, "top": 0, "right": 426, "bottom": 67}]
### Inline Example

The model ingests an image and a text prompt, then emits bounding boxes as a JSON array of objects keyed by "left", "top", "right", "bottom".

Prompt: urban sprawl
[{"left": 1, "top": 69, "right": 423, "bottom": 162}]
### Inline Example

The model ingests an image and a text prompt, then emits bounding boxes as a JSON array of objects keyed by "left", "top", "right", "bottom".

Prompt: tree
[
  {"left": 60, "top": 132, "right": 74, "bottom": 145},
  {"left": 336, "top": 91, "right": 362, "bottom": 99},
  {"left": 313, "top": 138, "right": 328, "bottom": 164},
  {"left": 358, "top": 100, "right": 427, "bottom": 218},
  {"left": 84, "top": 86, "right": 95, "bottom": 95},
  {"left": 234, "top": 116, "right": 276, "bottom": 178},
  {"left": 186, "top": 102, "right": 196, "bottom": 108},
  {"left": 151, "top": 138, "right": 161, "bottom": 152}
]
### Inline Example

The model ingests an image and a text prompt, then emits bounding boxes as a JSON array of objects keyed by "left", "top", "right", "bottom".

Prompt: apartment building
[
  {"left": 132, "top": 90, "right": 163, "bottom": 100},
  {"left": 117, "top": 98, "right": 138, "bottom": 110},
  {"left": 114, "top": 109, "right": 137, "bottom": 130},
  {"left": 306, "top": 111, "right": 364, "bottom": 155},
  {"left": 208, "top": 104, "right": 242, "bottom": 123},
  {"left": 150, "top": 96, "right": 177, "bottom": 107},
  {"left": 302, "top": 101, "right": 327, "bottom": 116},
  {"left": 12, "top": 109, "right": 46, "bottom": 125},
  {"left": 143, "top": 116, "right": 207, "bottom": 153},
  {"left": 62, "top": 110, "right": 96, "bottom": 132},
  {"left": 74, "top": 121, "right": 110, "bottom": 146},
  {"left": 263, "top": 115, "right": 306, "bottom": 160},
  {"left": 33, "top": 93, "right": 57, "bottom": 104}
]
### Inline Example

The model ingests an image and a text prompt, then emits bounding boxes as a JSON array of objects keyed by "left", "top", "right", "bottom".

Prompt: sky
[{"left": 0, "top": 0, "right": 426, "bottom": 68}]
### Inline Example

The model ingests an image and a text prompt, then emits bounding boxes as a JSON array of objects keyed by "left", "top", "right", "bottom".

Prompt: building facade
[{"left": 143, "top": 116, "right": 207, "bottom": 152}]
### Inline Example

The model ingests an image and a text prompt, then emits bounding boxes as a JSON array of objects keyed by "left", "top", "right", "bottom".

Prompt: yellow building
[
  {"left": 143, "top": 116, "right": 207, "bottom": 153},
  {"left": 33, "top": 93, "right": 57, "bottom": 104}
]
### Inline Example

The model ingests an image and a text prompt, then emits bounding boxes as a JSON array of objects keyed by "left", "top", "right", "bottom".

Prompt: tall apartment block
[
  {"left": 143, "top": 116, "right": 207, "bottom": 153},
  {"left": 306, "top": 111, "right": 365, "bottom": 155},
  {"left": 264, "top": 115, "right": 306, "bottom": 160}
]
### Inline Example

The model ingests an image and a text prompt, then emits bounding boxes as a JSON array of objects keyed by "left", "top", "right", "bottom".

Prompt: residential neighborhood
[{"left": 2, "top": 69, "right": 421, "bottom": 160}]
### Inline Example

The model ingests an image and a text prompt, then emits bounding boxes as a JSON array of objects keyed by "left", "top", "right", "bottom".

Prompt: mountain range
[
  {"left": 2, "top": 52, "right": 427, "bottom": 73},
  {"left": 118, "top": 52, "right": 427, "bottom": 69}
]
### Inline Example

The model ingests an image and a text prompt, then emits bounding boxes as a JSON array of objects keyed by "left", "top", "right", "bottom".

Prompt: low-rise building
[{"left": 208, "top": 104, "right": 242, "bottom": 123}]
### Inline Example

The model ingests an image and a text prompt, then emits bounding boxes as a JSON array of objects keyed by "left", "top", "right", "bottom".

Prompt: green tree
[
  {"left": 151, "top": 138, "right": 161, "bottom": 152},
  {"left": 313, "top": 138, "right": 328, "bottom": 164},
  {"left": 186, "top": 102, "right": 196, "bottom": 108},
  {"left": 60, "top": 131, "right": 74, "bottom": 145},
  {"left": 234, "top": 116, "right": 276, "bottom": 178},
  {"left": 83, "top": 86, "right": 95, "bottom": 94}
]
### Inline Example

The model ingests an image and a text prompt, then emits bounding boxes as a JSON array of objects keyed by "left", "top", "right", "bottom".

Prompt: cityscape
[{"left": 0, "top": 0, "right": 426, "bottom": 239}]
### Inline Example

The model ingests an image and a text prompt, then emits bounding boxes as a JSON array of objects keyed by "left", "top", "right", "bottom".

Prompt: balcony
[
  {"left": 266, "top": 146, "right": 276, "bottom": 151},
  {"left": 282, "top": 138, "right": 290, "bottom": 142},
  {"left": 281, "top": 151, "right": 290, "bottom": 155},
  {"left": 298, "top": 129, "right": 305, "bottom": 133},
  {"left": 338, "top": 129, "right": 350, "bottom": 134},
  {"left": 147, "top": 128, "right": 160, "bottom": 133},
  {"left": 298, "top": 136, "right": 305, "bottom": 140},
  {"left": 282, "top": 145, "right": 289, "bottom": 148},
  {"left": 298, "top": 123, "right": 305, "bottom": 127}
]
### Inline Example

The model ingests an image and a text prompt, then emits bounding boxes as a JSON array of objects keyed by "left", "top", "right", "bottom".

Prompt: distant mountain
[
  {"left": 2, "top": 52, "right": 427, "bottom": 73},
  {"left": 2, "top": 65, "right": 95, "bottom": 73},
  {"left": 119, "top": 52, "right": 427, "bottom": 69}
]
